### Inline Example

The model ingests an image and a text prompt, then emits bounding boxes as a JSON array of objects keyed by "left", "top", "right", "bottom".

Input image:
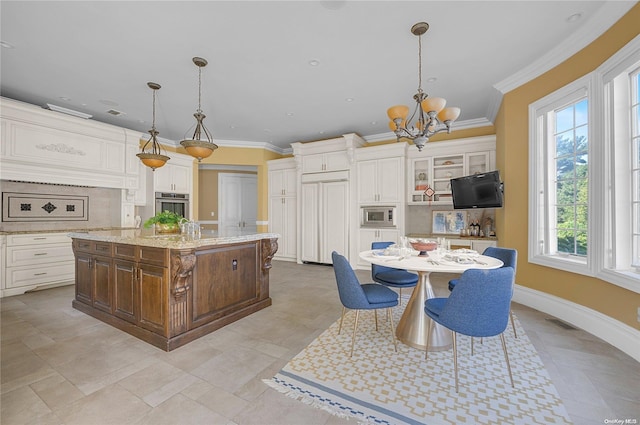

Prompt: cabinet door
[
  {"left": 324, "top": 151, "right": 349, "bottom": 172},
  {"left": 138, "top": 263, "right": 167, "bottom": 335},
  {"left": 466, "top": 151, "right": 491, "bottom": 175},
  {"left": 357, "top": 228, "right": 379, "bottom": 267},
  {"left": 357, "top": 160, "right": 378, "bottom": 204},
  {"left": 113, "top": 259, "right": 137, "bottom": 324},
  {"left": 92, "top": 256, "right": 113, "bottom": 313},
  {"left": 171, "top": 164, "right": 191, "bottom": 193},
  {"left": 282, "top": 168, "right": 297, "bottom": 196},
  {"left": 302, "top": 154, "right": 325, "bottom": 173},
  {"left": 471, "top": 240, "right": 496, "bottom": 254},
  {"left": 154, "top": 165, "right": 174, "bottom": 192},
  {"left": 282, "top": 197, "right": 297, "bottom": 259},
  {"left": 377, "top": 157, "right": 402, "bottom": 203},
  {"left": 300, "top": 183, "right": 319, "bottom": 262},
  {"left": 75, "top": 253, "right": 93, "bottom": 305},
  {"left": 321, "top": 181, "right": 349, "bottom": 264}
]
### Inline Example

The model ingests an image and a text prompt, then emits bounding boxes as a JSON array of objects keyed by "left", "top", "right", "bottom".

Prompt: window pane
[
  {"left": 557, "top": 179, "right": 577, "bottom": 201},
  {"left": 576, "top": 125, "right": 588, "bottom": 153},
  {"left": 556, "top": 106, "right": 574, "bottom": 133},
  {"left": 557, "top": 230, "right": 575, "bottom": 254},
  {"left": 556, "top": 205, "right": 573, "bottom": 228},
  {"left": 576, "top": 231, "right": 588, "bottom": 256},
  {"left": 556, "top": 131, "right": 574, "bottom": 156},
  {"left": 575, "top": 99, "right": 588, "bottom": 126}
]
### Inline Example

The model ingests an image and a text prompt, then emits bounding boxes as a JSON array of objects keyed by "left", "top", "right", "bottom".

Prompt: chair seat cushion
[
  {"left": 424, "top": 297, "right": 447, "bottom": 318},
  {"left": 374, "top": 270, "right": 419, "bottom": 287},
  {"left": 448, "top": 278, "right": 459, "bottom": 292},
  {"left": 361, "top": 283, "right": 398, "bottom": 308}
]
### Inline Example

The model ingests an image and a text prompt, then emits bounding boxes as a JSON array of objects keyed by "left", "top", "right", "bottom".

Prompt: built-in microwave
[{"left": 361, "top": 206, "right": 396, "bottom": 228}]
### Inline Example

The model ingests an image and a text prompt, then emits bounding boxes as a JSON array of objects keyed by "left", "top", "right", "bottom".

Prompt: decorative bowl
[
  {"left": 409, "top": 239, "right": 437, "bottom": 256},
  {"left": 155, "top": 223, "right": 180, "bottom": 234}
]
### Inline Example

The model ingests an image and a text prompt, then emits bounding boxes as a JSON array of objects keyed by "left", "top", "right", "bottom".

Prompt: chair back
[
  {"left": 483, "top": 247, "right": 517, "bottom": 272},
  {"left": 438, "top": 267, "right": 515, "bottom": 337},
  {"left": 332, "top": 251, "right": 370, "bottom": 310},
  {"left": 371, "top": 241, "right": 396, "bottom": 280}
]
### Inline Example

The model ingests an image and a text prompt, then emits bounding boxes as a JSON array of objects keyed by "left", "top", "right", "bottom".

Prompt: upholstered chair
[
  {"left": 371, "top": 241, "right": 418, "bottom": 304},
  {"left": 332, "top": 251, "right": 398, "bottom": 357},
  {"left": 425, "top": 267, "right": 515, "bottom": 392}
]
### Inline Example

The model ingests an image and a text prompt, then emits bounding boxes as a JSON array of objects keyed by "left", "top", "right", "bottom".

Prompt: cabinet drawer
[
  {"left": 7, "top": 233, "right": 71, "bottom": 246},
  {"left": 5, "top": 262, "right": 75, "bottom": 289},
  {"left": 139, "top": 246, "right": 167, "bottom": 266},
  {"left": 6, "top": 243, "right": 74, "bottom": 267},
  {"left": 73, "top": 240, "right": 113, "bottom": 255},
  {"left": 114, "top": 243, "right": 137, "bottom": 260}
]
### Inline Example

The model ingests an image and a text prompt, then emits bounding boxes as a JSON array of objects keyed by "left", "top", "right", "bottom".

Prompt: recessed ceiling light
[
  {"left": 264, "top": 129, "right": 272, "bottom": 133},
  {"left": 371, "top": 121, "right": 377, "bottom": 125},
  {"left": 0, "top": 41, "right": 15, "bottom": 49},
  {"left": 59, "top": 96, "right": 71, "bottom": 101},
  {"left": 566, "top": 13, "right": 583, "bottom": 23},
  {"left": 286, "top": 112, "right": 294, "bottom": 117},
  {"left": 229, "top": 125, "right": 236, "bottom": 129},
  {"left": 309, "top": 59, "right": 320, "bottom": 67},
  {"left": 345, "top": 98, "right": 354, "bottom": 102},
  {"left": 426, "top": 77, "right": 437, "bottom": 83}
]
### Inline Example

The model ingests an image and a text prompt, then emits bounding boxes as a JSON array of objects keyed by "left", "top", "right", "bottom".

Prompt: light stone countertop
[{"left": 67, "top": 229, "right": 280, "bottom": 249}]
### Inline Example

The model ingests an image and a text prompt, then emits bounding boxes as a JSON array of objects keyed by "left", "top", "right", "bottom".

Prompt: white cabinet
[
  {"left": 2, "top": 233, "right": 75, "bottom": 297},
  {"left": 268, "top": 158, "right": 297, "bottom": 261},
  {"left": 471, "top": 239, "right": 497, "bottom": 253},
  {"left": 300, "top": 177, "right": 349, "bottom": 264},
  {"left": 155, "top": 162, "right": 191, "bottom": 193},
  {"left": 407, "top": 136, "right": 496, "bottom": 205},
  {"left": 357, "top": 157, "right": 403, "bottom": 204},
  {"left": 357, "top": 228, "right": 400, "bottom": 268},
  {"left": 302, "top": 151, "right": 350, "bottom": 173}
]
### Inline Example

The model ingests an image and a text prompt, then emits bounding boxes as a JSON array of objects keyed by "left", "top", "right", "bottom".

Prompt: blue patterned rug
[{"left": 264, "top": 308, "right": 572, "bottom": 425}]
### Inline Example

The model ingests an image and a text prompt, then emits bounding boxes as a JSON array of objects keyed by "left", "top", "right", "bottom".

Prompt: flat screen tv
[{"left": 450, "top": 170, "right": 503, "bottom": 209}]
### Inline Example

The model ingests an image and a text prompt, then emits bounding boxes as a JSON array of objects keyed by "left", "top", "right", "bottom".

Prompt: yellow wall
[{"left": 497, "top": 3, "right": 640, "bottom": 329}]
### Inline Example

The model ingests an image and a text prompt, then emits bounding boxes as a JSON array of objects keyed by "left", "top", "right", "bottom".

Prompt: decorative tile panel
[{"left": 2, "top": 192, "right": 88, "bottom": 222}]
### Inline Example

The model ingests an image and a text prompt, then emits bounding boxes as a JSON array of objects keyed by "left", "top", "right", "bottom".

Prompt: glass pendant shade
[
  {"left": 421, "top": 97, "right": 446, "bottom": 113},
  {"left": 438, "top": 107, "right": 461, "bottom": 122},
  {"left": 387, "top": 105, "right": 410, "bottom": 121}
]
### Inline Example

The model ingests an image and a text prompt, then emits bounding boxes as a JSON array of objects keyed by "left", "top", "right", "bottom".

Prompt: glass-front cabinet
[{"left": 407, "top": 136, "right": 496, "bottom": 205}]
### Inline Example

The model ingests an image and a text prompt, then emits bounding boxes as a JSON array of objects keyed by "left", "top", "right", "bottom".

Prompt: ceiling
[{"left": 1, "top": 1, "right": 636, "bottom": 153}]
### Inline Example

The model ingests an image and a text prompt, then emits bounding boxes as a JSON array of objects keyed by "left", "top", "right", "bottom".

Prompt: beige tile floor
[{"left": 1, "top": 260, "right": 639, "bottom": 425}]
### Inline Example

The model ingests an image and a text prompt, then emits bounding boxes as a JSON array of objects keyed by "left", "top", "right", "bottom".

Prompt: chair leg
[
  {"left": 453, "top": 332, "right": 459, "bottom": 393},
  {"left": 510, "top": 309, "right": 518, "bottom": 338},
  {"left": 350, "top": 310, "right": 360, "bottom": 358},
  {"left": 425, "top": 319, "right": 433, "bottom": 360},
  {"left": 374, "top": 310, "right": 379, "bottom": 331},
  {"left": 339, "top": 306, "right": 346, "bottom": 335},
  {"left": 500, "top": 333, "right": 515, "bottom": 388},
  {"left": 387, "top": 308, "right": 397, "bottom": 352},
  {"left": 399, "top": 288, "right": 402, "bottom": 306}
]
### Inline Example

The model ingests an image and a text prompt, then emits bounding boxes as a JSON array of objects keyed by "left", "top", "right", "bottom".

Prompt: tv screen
[{"left": 450, "top": 170, "right": 503, "bottom": 209}]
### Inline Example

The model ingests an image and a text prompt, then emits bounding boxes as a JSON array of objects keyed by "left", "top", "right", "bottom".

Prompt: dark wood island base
[{"left": 69, "top": 230, "right": 278, "bottom": 351}]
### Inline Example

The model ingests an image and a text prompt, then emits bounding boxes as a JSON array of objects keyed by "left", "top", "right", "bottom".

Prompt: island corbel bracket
[
  {"left": 170, "top": 250, "right": 196, "bottom": 336},
  {"left": 261, "top": 238, "right": 278, "bottom": 271}
]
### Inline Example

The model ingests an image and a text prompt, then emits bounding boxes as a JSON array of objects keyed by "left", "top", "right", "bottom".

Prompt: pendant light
[
  {"left": 137, "top": 82, "right": 170, "bottom": 170},
  {"left": 180, "top": 57, "right": 218, "bottom": 161},
  {"left": 387, "top": 22, "right": 461, "bottom": 151}
]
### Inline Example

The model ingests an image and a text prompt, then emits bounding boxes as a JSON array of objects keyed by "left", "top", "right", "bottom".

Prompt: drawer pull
[
  {"left": 33, "top": 272, "right": 47, "bottom": 276},
  {"left": 33, "top": 237, "right": 47, "bottom": 240},
  {"left": 34, "top": 253, "right": 48, "bottom": 256}
]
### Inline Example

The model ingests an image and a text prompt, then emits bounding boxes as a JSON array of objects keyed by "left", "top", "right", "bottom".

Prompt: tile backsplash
[{"left": 0, "top": 180, "right": 122, "bottom": 232}]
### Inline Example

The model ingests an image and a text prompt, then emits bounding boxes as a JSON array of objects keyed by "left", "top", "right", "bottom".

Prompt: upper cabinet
[
  {"left": 356, "top": 143, "right": 406, "bottom": 205},
  {"left": 0, "top": 97, "right": 143, "bottom": 189},
  {"left": 153, "top": 153, "right": 193, "bottom": 194},
  {"left": 407, "top": 136, "right": 496, "bottom": 205},
  {"left": 268, "top": 165, "right": 297, "bottom": 197},
  {"left": 292, "top": 133, "right": 365, "bottom": 175},
  {"left": 301, "top": 151, "right": 351, "bottom": 173}
]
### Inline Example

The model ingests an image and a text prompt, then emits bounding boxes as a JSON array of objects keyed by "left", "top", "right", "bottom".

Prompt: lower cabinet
[
  {"left": 73, "top": 241, "right": 169, "bottom": 335},
  {"left": 2, "top": 233, "right": 75, "bottom": 297},
  {"left": 357, "top": 228, "right": 400, "bottom": 268}
]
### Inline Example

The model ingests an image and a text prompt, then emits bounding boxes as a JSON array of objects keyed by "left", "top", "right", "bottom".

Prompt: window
[{"left": 529, "top": 34, "right": 640, "bottom": 292}]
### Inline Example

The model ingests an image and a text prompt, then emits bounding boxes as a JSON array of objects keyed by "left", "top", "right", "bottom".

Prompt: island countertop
[{"left": 67, "top": 228, "right": 280, "bottom": 249}]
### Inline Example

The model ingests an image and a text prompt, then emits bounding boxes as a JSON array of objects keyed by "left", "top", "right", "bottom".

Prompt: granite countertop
[
  {"left": 407, "top": 233, "right": 498, "bottom": 241},
  {"left": 67, "top": 228, "right": 280, "bottom": 249},
  {"left": 0, "top": 227, "right": 136, "bottom": 236}
]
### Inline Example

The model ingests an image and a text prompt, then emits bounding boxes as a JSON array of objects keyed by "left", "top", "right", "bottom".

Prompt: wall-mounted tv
[{"left": 450, "top": 170, "right": 503, "bottom": 209}]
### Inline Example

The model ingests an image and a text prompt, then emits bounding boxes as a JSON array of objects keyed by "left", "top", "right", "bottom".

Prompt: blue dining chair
[
  {"left": 425, "top": 267, "right": 515, "bottom": 393},
  {"left": 371, "top": 241, "right": 418, "bottom": 304},
  {"left": 332, "top": 251, "right": 398, "bottom": 357},
  {"left": 448, "top": 246, "right": 519, "bottom": 338}
]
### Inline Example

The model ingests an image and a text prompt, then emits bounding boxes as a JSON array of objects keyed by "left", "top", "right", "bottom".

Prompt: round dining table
[{"left": 359, "top": 249, "right": 503, "bottom": 351}]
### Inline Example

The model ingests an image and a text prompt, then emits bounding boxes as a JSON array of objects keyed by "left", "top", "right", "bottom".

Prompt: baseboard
[{"left": 513, "top": 284, "right": 640, "bottom": 362}]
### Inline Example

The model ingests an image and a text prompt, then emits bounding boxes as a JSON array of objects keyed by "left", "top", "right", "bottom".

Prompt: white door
[
  {"left": 219, "top": 173, "right": 257, "bottom": 233},
  {"left": 301, "top": 183, "right": 319, "bottom": 262},
  {"left": 321, "top": 180, "right": 349, "bottom": 264}
]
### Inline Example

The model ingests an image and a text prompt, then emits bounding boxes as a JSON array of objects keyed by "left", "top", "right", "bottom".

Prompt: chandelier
[
  {"left": 180, "top": 57, "right": 218, "bottom": 161},
  {"left": 387, "top": 22, "right": 461, "bottom": 152},
  {"left": 137, "top": 82, "right": 170, "bottom": 170}
]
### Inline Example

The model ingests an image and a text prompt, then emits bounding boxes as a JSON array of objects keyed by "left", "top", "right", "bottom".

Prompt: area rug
[{"left": 263, "top": 306, "right": 572, "bottom": 425}]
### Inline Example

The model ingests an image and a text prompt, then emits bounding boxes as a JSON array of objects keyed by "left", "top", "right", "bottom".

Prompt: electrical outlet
[
  {"left": 637, "top": 307, "right": 640, "bottom": 323},
  {"left": 210, "top": 211, "right": 215, "bottom": 217}
]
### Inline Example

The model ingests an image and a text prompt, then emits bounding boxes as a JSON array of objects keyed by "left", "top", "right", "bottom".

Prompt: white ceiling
[{"left": 0, "top": 1, "right": 636, "bottom": 153}]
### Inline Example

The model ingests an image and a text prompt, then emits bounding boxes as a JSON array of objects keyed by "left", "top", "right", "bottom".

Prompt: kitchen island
[{"left": 68, "top": 229, "right": 278, "bottom": 351}]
